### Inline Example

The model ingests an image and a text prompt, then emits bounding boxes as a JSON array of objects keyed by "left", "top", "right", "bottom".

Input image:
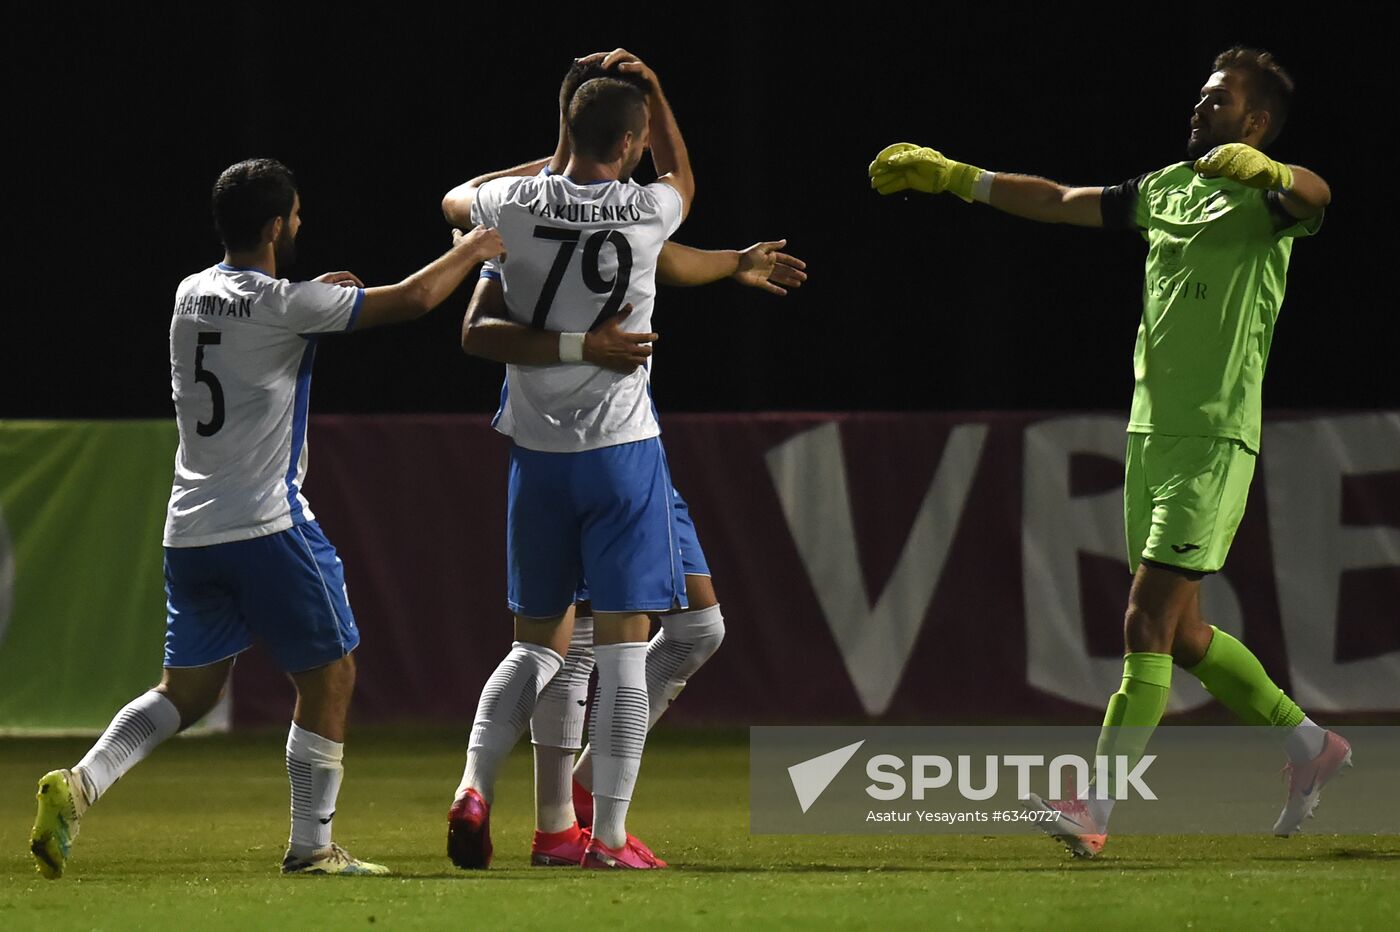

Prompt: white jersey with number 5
[
  {"left": 163, "top": 264, "right": 363, "bottom": 547},
  {"left": 472, "top": 174, "right": 685, "bottom": 453}
]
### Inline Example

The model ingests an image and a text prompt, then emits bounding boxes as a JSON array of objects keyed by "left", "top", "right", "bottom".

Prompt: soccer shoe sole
[
  {"left": 30, "top": 770, "right": 80, "bottom": 879},
  {"left": 1274, "top": 747, "right": 1354, "bottom": 837},
  {"left": 531, "top": 850, "right": 585, "bottom": 867},
  {"left": 1024, "top": 793, "right": 1104, "bottom": 860}
]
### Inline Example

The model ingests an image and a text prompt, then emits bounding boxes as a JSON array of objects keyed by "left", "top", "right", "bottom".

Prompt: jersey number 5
[
  {"left": 195, "top": 331, "right": 225, "bottom": 437},
  {"left": 531, "top": 225, "right": 633, "bottom": 331}
]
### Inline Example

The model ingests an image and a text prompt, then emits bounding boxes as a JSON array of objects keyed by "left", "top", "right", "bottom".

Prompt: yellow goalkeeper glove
[
  {"left": 868, "top": 143, "right": 985, "bottom": 202},
  {"left": 1193, "top": 143, "right": 1294, "bottom": 191}
]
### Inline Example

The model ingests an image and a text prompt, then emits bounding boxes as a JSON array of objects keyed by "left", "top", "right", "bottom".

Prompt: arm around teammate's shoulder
[{"left": 353, "top": 226, "right": 504, "bottom": 331}]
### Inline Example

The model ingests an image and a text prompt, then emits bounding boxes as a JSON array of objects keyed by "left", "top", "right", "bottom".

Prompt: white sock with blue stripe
[
  {"left": 574, "top": 605, "right": 725, "bottom": 793},
  {"left": 530, "top": 618, "right": 594, "bottom": 832},
  {"left": 459, "top": 642, "right": 564, "bottom": 804},
  {"left": 74, "top": 690, "right": 181, "bottom": 806},
  {"left": 286, "top": 723, "right": 344, "bottom": 859},
  {"left": 590, "top": 642, "right": 649, "bottom": 850}
]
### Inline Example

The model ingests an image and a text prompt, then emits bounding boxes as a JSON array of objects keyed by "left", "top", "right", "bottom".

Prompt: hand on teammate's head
[{"left": 574, "top": 48, "right": 656, "bottom": 93}]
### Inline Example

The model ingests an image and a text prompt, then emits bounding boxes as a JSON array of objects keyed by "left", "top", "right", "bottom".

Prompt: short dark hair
[
  {"left": 212, "top": 159, "right": 297, "bottom": 251},
  {"left": 1213, "top": 46, "right": 1294, "bottom": 147},
  {"left": 559, "top": 58, "right": 651, "bottom": 111},
  {"left": 567, "top": 77, "right": 649, "bottom": 161}
]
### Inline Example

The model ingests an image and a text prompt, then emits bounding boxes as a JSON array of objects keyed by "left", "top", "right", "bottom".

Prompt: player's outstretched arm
[
  {"left": 461, "top": 277, "right": 656, "bottom": 374},
  {"left": 1193, "top": 143, "right": 1330, "bottom": 219},
  {"left": 352, "top": 226, "right": 504, "bottom": 330},
  {"left": 442, "top": 157, "right": 554, "bottom": 227},
  {"left": 868, "top": 142, "right": 1105, "bottom": 227},
  {"left": 657, "top": 241, "right": 808, "bottom": 296}
]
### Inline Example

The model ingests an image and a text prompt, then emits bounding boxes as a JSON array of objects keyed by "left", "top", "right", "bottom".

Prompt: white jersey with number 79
[
  {"left": 472, "top": 173, "right": 685, "bottom": 453},
  {"left": 163, "top": 264, "right": 363, "bottom": 548}
]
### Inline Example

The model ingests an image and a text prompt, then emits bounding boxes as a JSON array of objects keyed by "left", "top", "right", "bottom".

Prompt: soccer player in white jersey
[
  {"left": 439, "top": 49, "right": 692, "bottom": 870},
  {"left": 444, "top": 55, "right": 806, "bottom": 868},
  {"left": 28, "top": 158, "right": 503, "bottom": 879}
]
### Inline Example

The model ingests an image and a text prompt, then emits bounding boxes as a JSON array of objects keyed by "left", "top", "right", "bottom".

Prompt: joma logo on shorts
[{"left": 1172, "top": 543, "right": 1201, "bottom": 553}]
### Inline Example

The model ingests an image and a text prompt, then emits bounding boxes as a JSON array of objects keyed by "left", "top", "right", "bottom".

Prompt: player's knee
[
  {"left": 655, "top": 604, "right": 725, "bottom": 673},
  {"left": 1123, "top": 602, "right": 1173, "bottom": 653},
  {"left": 155, "top": 679, "right": 226, "bottom": 730}
]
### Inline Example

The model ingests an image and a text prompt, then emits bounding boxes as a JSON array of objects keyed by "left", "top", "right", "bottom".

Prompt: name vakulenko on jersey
[
  {"left": 526, "top": 201, "right": 645, "bottom": 223},
  {"left": 175, "top": 294, "right": 253, "bottom": 318}
]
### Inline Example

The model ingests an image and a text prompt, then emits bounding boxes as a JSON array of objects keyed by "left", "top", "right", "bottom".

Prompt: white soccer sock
[
  {"left": 458, "top": 642, "right": 563, "bottom": 804},
  {"left": 574, "top": 605, "right": 725, "bottom": 793},
  {"left": 1285, "top": 715, "right": 1328, "bottom": 764},
  {"left": 286, "top": 723, "right": 344, "bottom": 857},
  {"left": 590, "top": 642, "right": 649, "bottom": 849},
  {"left": 530, "top": 618, "right": 594, "bottom": 832},
  {"left": 644, "top": 605, "right": 725, "bottom": 728},
  {"left": 73, "top": 690, "right": 181, "bottom": 806}
]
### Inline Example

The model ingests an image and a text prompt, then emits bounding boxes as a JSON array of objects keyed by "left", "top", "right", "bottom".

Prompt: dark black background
[{"left": 8, "top": 5, "right": 1395, "bottom": 419}]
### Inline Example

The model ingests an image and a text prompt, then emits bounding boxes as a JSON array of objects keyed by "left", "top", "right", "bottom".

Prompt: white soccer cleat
[
  {"left": 281, "top": 843, "right": 390, "bottom": 876},
  {"left": 1024, "top": 793, "right": 1107, "bottom": 859},
  {"left": 1274, "top": 730, "right": 1353, "bottom": 837}
]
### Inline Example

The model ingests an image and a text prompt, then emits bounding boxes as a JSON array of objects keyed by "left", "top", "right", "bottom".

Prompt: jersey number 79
[{"left": 531, "top": 225, "right": 633, "bottom": 331}]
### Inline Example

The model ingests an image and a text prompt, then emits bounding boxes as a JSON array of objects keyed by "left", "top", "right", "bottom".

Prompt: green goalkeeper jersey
[{"left": 1101, "top": 162, "right": 1322, "bottom": 452}]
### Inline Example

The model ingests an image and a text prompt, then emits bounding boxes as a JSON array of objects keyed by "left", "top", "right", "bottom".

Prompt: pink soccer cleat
[
  {"left": 447, "top": 788, "right": 492, "bottom": 869},
  {"left": 1025, "top": 793, "right": 1107, "bottom": 859},
  {"left": 572, "top": 778, "right": 593, "bottom": 829},
  {"left": 581, "top": 833, "right": 668, "bottom": 870},
  {"left": 1274, "top": 730, "right": 1353, "bottom": 837},
  {"left": 531, "top": 824, "right": 590, "bottom": 867}
]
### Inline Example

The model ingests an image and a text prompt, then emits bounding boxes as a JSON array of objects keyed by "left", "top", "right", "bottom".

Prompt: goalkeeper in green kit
[{"left": 869, "top": 47, "right": 1345, "bottom": 858}]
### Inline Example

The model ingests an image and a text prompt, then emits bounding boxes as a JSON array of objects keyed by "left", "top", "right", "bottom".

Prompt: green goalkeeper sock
[
  {"left": 1089, "top": 652, "right": 1173, "bottom": 827},
  {"left": 1186, "top": 626, "right": 1304, "bottom": 728}
]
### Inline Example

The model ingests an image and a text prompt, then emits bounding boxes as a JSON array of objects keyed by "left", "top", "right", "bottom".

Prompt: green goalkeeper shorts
[{"left": 1123, "top": 432, "right": 1257, "bottom": 575}]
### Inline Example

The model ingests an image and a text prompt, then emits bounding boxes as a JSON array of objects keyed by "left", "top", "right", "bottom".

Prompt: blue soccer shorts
[
  {"left": 507, "top": 437, "right": 687, "bottom": 618},
  {"left": 574, "top": 484, "right": 710, "bottom": 604},
  {"left": 163, "top": 520, "right": 359, "bottom": 673}
]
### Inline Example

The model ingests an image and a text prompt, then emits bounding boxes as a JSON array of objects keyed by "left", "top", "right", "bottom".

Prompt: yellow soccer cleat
[
  {"left": 30, "top": 769, "right": 87, "bottom": 879},
  {"left": 281, "top": 843, "right": 391, "bottom": 876}
]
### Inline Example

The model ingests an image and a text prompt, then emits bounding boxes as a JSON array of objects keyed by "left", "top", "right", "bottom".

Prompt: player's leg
[
  {"left": 450, "top": 444, "right": 575, "bottom": 868},
  {"left": 235, "top": 522, "right": 385, "bottom": 875},
  {"left": 528, "top": 607, "right": 593, "bottom": 865},
  {"left": 576, "top": 438, "right": 683, "bottom": 869},
  {"left": 1033, "top": 435, "right": 1206, "bottom": 856},
  {"left": 1161, "top": 438, "right": 1350, "bottom": 832},
  {"left": 30, "top": 544, "right": 245, "bottom": 879},
  {"left": 586, "top": 610, "right": 660, "bottom": 866},
  {"left": 573, "top": 487, "right": 725, "bottom": 820}
]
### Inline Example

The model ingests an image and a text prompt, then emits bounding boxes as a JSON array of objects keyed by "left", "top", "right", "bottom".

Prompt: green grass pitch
[{"left": 3, "top": 728, "right": 1396, "bottom": 930}]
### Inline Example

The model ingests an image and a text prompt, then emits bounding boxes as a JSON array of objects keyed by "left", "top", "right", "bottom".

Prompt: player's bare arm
[
  {"left": 582, "top": 48, "right": 694, "bottom": 217},
  {"left": 460, "top": 277, "right": 655, "bottom": 374},
  {"left": 869, "top": 143, "right": 1106, "bottom": 227},
  {"left": 1273, "top": 166, "right": 1330, "bottom": 218},
  {"left": 353, "top": 225, "right": 504, "bottom": 330},
  {"left": 658, "top": 240, "right": 809, "bottom": 296},
  {"left": 442, "top": 158, "right": 554, "bottom": 228}
]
